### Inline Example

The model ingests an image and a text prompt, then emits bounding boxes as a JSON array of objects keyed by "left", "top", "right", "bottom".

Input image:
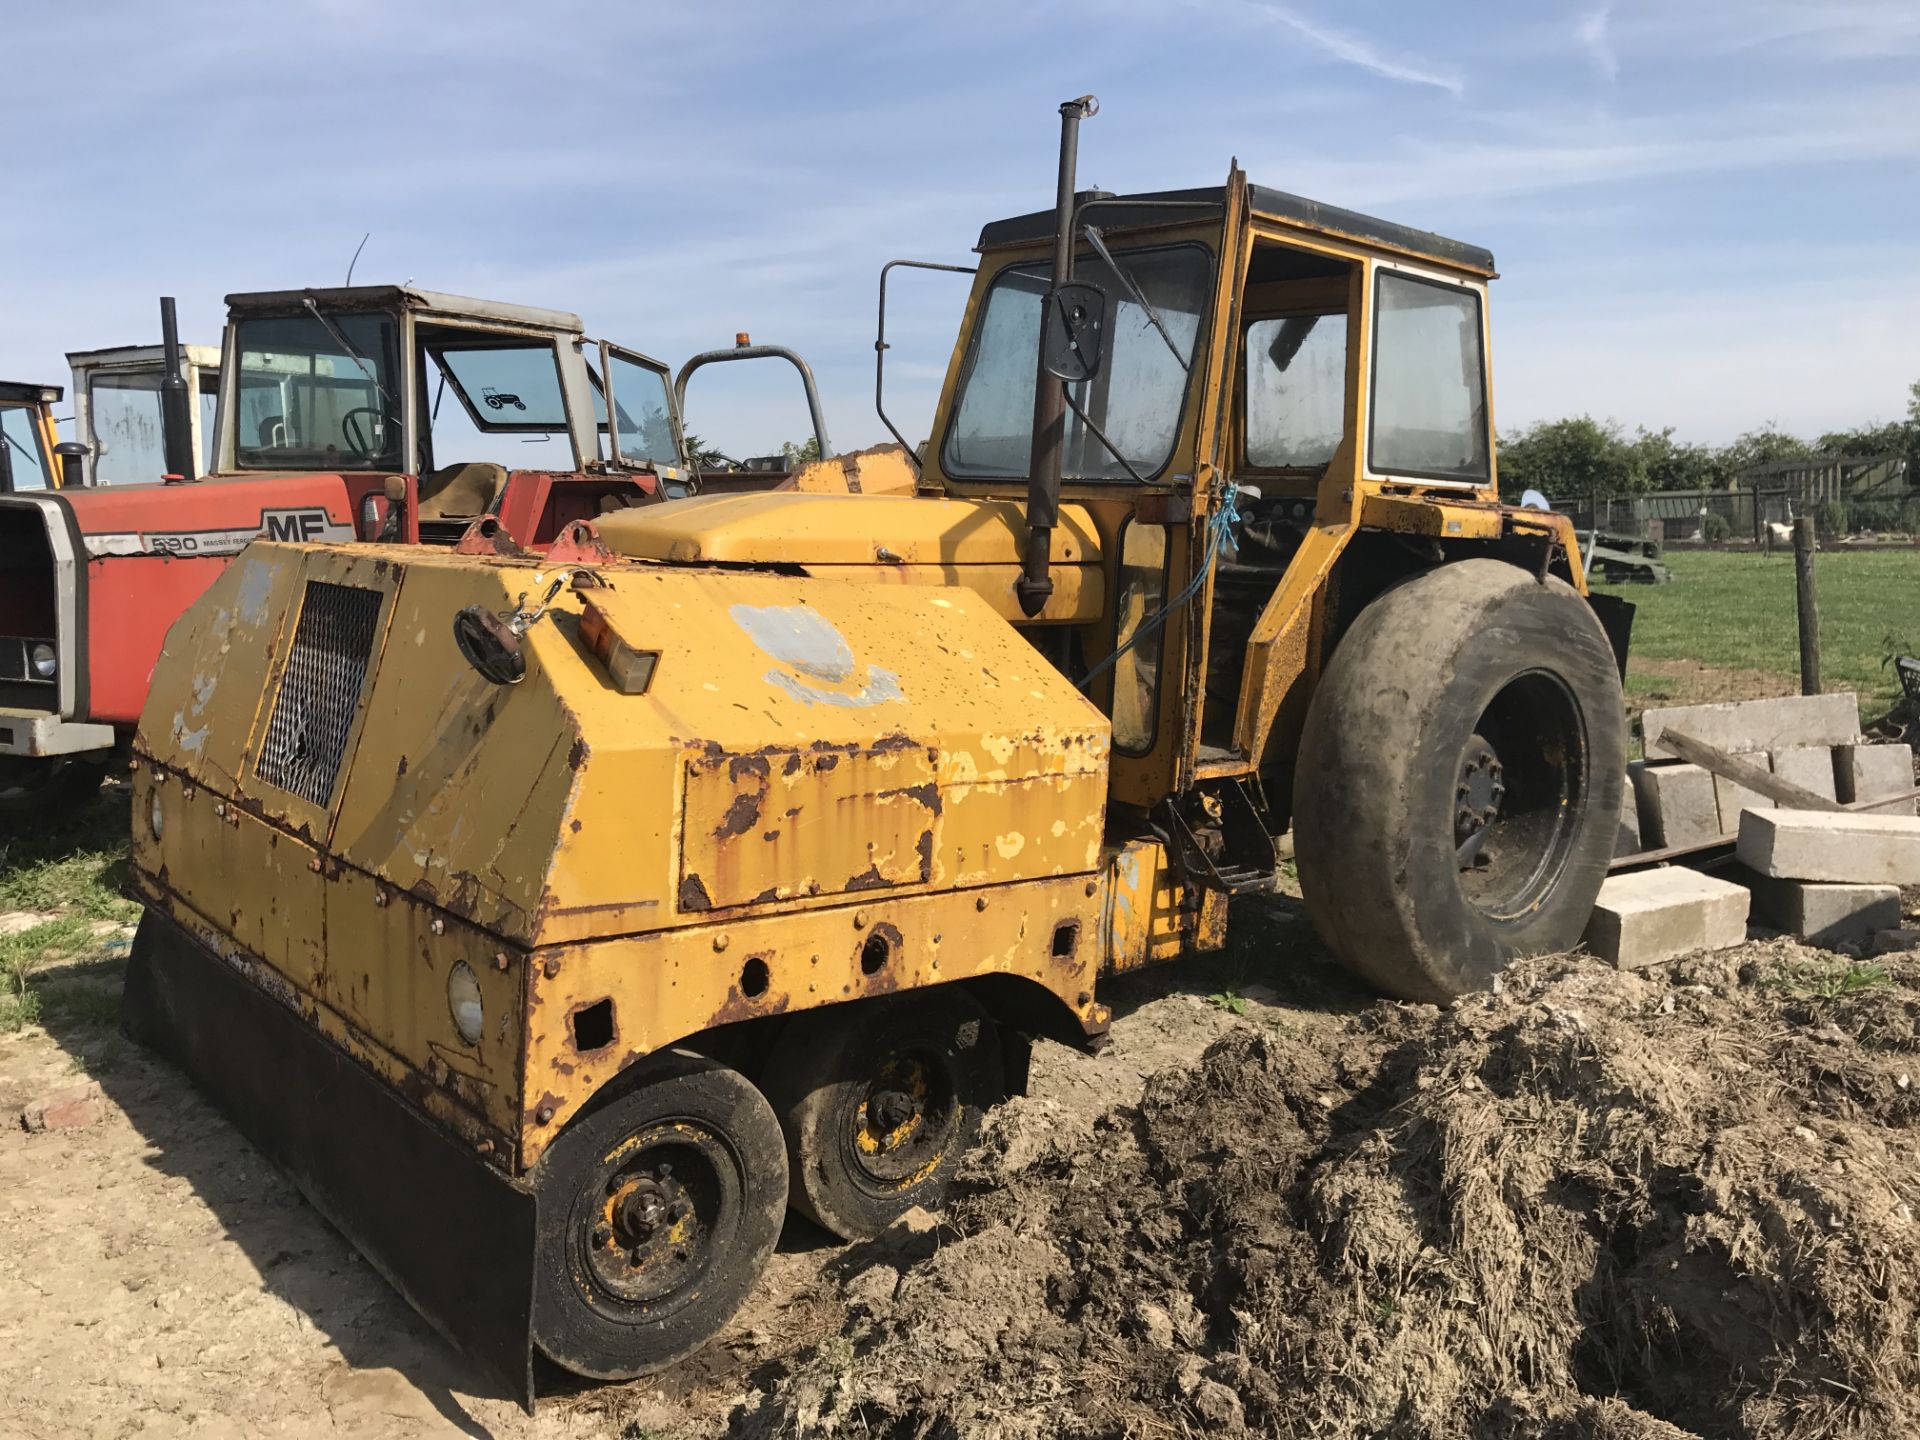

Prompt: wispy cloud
[
  {"left": 1250, "top": 2, "right": 1465, "bottom": 96},
  {"left": 1575, "top": 5, "right": 1618, "bottom": 82}
]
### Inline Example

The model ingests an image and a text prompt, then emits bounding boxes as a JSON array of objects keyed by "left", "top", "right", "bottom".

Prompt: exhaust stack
[
  {"left": 1016, "top": 94, "right": 1097, "bottom": 619},
  {"left": 158, "top": 297, "right": 195, "bottom": 482}
]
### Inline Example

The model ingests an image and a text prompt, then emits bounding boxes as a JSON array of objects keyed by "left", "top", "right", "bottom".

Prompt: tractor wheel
[
  {"left": 530, "top": 1049, "right": 787, "bottom": 1380},
  {"left": 1293, "top": 559, "right": 1625, "bottom": 1002},
  {"left": 0, "top": 755, "right": 106, "bottom": 820},
  {"left": 761, "top": 990, "right": 1006, "bottom": 1240}
]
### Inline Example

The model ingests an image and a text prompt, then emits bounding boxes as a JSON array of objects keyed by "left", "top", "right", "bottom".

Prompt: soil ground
[{"left": 3, "top": 769, "right": 1917, "bottom": 1438}]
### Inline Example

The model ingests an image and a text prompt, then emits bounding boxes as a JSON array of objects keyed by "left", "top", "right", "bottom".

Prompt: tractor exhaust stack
[{"left": 1017, "top": 94, "right": 1097, "bottom": 618}]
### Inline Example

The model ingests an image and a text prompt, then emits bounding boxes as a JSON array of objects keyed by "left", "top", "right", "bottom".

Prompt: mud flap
[{"left": 123, "top": 910, "right": 540, "bottom": 1409}]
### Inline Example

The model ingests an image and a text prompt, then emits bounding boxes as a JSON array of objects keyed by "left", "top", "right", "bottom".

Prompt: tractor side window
[
  {"left": 1368, "top": 271, "right": 1489, "bottom": 482},
  {"left": 600, "top": 351, "right": 679, "bottom": 469},
  {"left": 431, "top": 344, "right": 568, "bottom": 430},
  {"left": 0, "top": 406, "right": 51, "bottom": 490},
  {"left": 87, "top": 375, "right": 169, "bottom": 485},
  {"left": 1110, "top": 519, "right": 1169, "bottom": 752},
  {"left": 1244, "top": 314, "right": 1347, "bottom": 469}
]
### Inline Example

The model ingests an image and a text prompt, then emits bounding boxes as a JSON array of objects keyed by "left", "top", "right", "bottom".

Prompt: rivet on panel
[
  {"left": 493, "top": 950, "right": 511, "bottom": 972},
  {"left": 212, "top": 802, "right": 224, "bottom": 818},
  {"left": 373, "top": 889, "right": 388, "bottom": 907},
  {"left": 712, "top": 933, "right": 730, "bottom": 953},
  {"left": 1085, "top": 881, "right": 1098, "bottom": 897},
  {"left": 307, "top": 857, "right": 323, "bottom": 874},
  {"left": 430, "top": 916, "right": 445, "bottom": 935},
  {"left": 975, "top": 896, "right": 988, "bottom": 911},
  {"left": 542, "top": 957, "right": 561, "bottom": 979},
  {"left": 853, "top": 911, "right": 868, "bottom": 929},
  {"left": 536, "top": 1105, "right": 555, "bottom": 1125}
]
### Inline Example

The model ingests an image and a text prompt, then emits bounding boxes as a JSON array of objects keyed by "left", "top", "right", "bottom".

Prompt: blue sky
[{"left": 3, "top": 0, "right": 1916, "bottom": 459}]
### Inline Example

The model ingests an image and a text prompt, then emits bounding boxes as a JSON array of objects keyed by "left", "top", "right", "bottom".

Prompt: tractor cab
[
  {"left": 212, "top": 287, "right": 837, "bottom": 544},
  {"left": 216, "top": 287, "right": 686, "bottom": 545},
  {"left": 66, "top": 342, "right": 222, "bottom": 486},
  {"left": 0, "top": 382, "right": 66, "bottom": 493},
  {"left": 909, "top": 161, "right": 1576, "bottom": 821}
]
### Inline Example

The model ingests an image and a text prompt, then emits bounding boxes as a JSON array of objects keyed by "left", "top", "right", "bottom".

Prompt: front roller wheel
[
  {"left": 1293, "top": 559, "right": 1625, "bottom": 1002},
  {"left": 761, "top": 990, "right": 1006, "bottom": 1240},
  {"left": 531, "top": 1049, "right": 787, "bottom": 1380}
]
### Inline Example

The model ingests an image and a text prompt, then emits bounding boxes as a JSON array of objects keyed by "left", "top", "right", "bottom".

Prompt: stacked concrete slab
[
  {"left": 1583, "top": 866, "right": 1750, "bottom": 969},
  {"left": 1737, "top": 808, "right": 1920, "bottom": 946},
  {"left": 1626, "top": 692, "right": 1914, "bottom": 852},
  {"left": 1590, "top": 693, "right": 1917, "bottom": 965}
]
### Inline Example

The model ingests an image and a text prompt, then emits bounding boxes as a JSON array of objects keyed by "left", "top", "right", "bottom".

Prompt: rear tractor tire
[
  {"left": 1292, "top": 559, "right": 1625, "bottom": 1002},
  {"left": 530, "top": 1049, "right": 788, "bottom": 1380},
  {"left": 761, "top": 989, "right": 1009, "bottom": 1240}
]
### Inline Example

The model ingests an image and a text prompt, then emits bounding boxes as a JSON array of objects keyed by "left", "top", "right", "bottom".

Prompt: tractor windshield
[
  {"left": 231, "top": 312, "right": 402, "bottom": 471},
  {"left": 942, "top": 242, "right": 1210, "bottom": 483}
]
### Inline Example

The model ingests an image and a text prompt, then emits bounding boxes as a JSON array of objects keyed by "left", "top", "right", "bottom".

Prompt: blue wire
[{"left": 1078, "top": 480, "right": 1241, "bottom": 692}]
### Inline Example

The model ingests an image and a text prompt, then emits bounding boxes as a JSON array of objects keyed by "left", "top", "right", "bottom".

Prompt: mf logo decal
[{"left": 84, "top": 507, "right": 355, "bottom": 559}]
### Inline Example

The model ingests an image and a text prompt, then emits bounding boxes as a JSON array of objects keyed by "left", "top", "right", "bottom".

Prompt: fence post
[{"left": 1793, "top": 515, "right": 1821, "bottom": 695}]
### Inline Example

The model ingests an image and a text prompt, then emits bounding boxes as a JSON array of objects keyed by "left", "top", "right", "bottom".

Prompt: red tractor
[{"left": 0, "top": 286, "right": 831, "bottom": 815}]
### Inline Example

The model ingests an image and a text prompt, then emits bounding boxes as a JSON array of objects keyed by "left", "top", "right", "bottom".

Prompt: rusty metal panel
[
  {"left": 137, "top": 545, "right": 307, "bottom": 797},
  {"left": 134, "top": 760, "right": 327, "bottom": 991},
  {"left": 678, "top": 743, "right": 936, "bottom": 912},
  {"left": 320, "top": 864, "right": 526, "bottom": 1139},
  {"left": 518, "top": 876, "right": 1104, "bottom": 1168}
]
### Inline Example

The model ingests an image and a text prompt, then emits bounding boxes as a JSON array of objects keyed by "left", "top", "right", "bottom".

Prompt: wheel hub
[
  {"left": 1454, "top": 734, "right": 1506, "bottom": 865},
  {"left": 580, "top": 1132, "right": 721, "bottom": 1307}
]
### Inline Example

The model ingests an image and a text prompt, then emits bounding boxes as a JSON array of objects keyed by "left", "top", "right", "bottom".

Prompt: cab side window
[
  {"left": 1244, "top": 314, "right": 1348, "bottom": 469},
  {"left": 0, "top": 406, "right": 50, "bottom": 491}
]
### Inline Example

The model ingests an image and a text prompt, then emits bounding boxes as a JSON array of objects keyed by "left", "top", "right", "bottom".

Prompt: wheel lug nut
[{"left": 592, "top": 1224, "right": 611, "bottom": 1248}]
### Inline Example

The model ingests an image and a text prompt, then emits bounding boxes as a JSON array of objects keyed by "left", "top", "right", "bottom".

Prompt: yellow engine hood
[{"left": 594, "top": 492, "right": 1104, "bottom": 624}]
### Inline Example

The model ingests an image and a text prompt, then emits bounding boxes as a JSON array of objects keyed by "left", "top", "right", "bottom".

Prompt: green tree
[
  {"left": 780, "top": 436, "right": 823, "bottom": 467},
  {"left": 680, "top": 432, "right": 734, "bottom": 470},
  {"left": 1496, "top": 416, "right": 1647, "bottom": 506},
  {"left": 1718, "top": 425, "right": 1812, "bottom": 480}
]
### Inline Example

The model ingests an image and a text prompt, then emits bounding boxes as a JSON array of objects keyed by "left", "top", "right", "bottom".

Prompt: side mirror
[
  {"left": 53, "top": 441, "right": 88, "bottom": 488},
  {"left": 1041, "top": 282, "right": 1107, "bottom": 383}
]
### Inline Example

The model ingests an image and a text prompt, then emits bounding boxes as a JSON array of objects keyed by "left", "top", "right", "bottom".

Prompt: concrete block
[
  {"left": 1616, "top": 762, "right": 1645, "bottom": 856},
  {"left": 1714, "top": 751, "right": 1774, "bottom": 834},
  {"left": 1642, "top": 693, "right": 1860, "bottom": 760},
  {"left": 1837, "top": 742, "right": 1916, "bottom": 814},
  {"left": 1737, "top": 808, "right": 1920, "bottom": 885},
  {"left": 1631, "top": 763, "right": 1722, "bottom": 848},
  {"left": 1740, "top": 871, "right": 1900, "bottom": 946},
  {"left": 1771, "top": 745, "right": 1840, "bottom": 803},
  {"left": 1583, "top": 867, "right": 1751, "bottom": 970}
]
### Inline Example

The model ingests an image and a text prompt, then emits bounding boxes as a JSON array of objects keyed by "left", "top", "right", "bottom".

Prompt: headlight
[
  {"left": 447, "top": 960, "right": 484, "bottom": 1046},
  {"left": 29, "top": 643, "right": 55, "bottom": 679},
  {"left": 149, "top": 789, "right": 164, "bottom": 840}
]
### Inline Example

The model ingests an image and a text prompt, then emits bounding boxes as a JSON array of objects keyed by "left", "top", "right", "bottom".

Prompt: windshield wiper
[
  {"left": 301, "top": 296, "right": 395, "bottom": 409},
  {"left": 1060, "top": 389, "right": 1147, "bottom": 483},
  {"left": 1080, "top": 225, "right": 1189, "bottom": 372}
]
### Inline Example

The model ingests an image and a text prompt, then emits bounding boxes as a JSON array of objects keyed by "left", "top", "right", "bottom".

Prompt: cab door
[{"left": 1105, "top": 165, "right": 1253, "bottom": 808}]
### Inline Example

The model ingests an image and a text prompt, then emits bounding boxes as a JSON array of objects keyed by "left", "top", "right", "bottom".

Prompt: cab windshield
[
  {"left": 942, "top": 242, "right": 1211, "bottom": 482},
  {"left": 232, "top": 313, "right": 401, "bottom": 471}
]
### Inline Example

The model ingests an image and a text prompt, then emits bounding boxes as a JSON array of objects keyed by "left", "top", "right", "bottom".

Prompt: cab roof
[
  {"left": 0, "top": 381, "right": 60, "bottom": 404},
  {"left": 977, "top": 183, "right": 1495, "bottom": 276},
  {"left": 223, "top": 285, "right": 585, "bottom": 335}
]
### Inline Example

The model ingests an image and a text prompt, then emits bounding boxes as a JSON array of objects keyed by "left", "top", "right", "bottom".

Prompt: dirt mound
[{"left": 727, "top": 942, "right": 1920, "bottom": 1439}]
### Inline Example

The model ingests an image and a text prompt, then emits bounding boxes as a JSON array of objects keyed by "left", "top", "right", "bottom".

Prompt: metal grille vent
[{"left": 255, "top": 581, "right": 383, "bottom": 808}]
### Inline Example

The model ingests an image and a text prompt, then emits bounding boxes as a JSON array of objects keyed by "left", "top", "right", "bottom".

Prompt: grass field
[{"left": 1618, "top": 547, "right": 1918, "bottom": 716}]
